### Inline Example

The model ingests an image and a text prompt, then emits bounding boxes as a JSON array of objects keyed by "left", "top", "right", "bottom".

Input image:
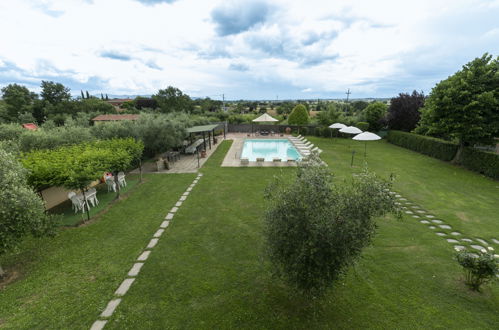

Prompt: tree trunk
[
  {"left": 139, "top": 159, "right": 143, "bottom": 183},
  {"left": 451, "top": 141, "right": 464, "bottom": 164},
  {"left": 82, "top": 187, "right": 90, "bottom": 222},
  {"left": 114, "top": 172, "right": 121, "bottom": 200},
  {"left": 0, "top": 264, "right": 5, "bottom": 278}
]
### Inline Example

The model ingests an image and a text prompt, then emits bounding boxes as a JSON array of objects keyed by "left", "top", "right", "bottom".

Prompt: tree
[
  {"left": 351, "top": 100, "right": 369, "bottom": 113},
  {"left": 86, "top": 91, "right": 90, "bottom": 99},
  {"left": 316, "top": 103, "right": 342, "bottom": 126},
  {"left": 40, "top": 81, "right": 71, "bottom": 105},
  {"left": 362, "top": 101, "right": 387, "bottom": 131},
  {"left": 0, "top": 147, "right": 56, "bottom": 277},
  {"left": 288, "top": 104, "right": 309, "bottom": 125},
  {"left": 1, "top": 83, "right": 38, "bottom": 121},
  {"left": 81, "top": 90, "right": 85, "bottom": 99},
  {"left": 263, "top": 154, "right": 399, "bottom": 295},
  {"left": 387, "top": 91, "right": 425, "bottom": 131},
  {"left": 153, "top": 86, "right": 194, "bottom": 113},
  {"left": 416, "top": 54, "right": 499, "bottom": 162},
  {"left": 456, "top": 250, "right": 498, "bottom": 291},
  {"left": 276, "top": 102, "right": 294, "bottom": 115}
]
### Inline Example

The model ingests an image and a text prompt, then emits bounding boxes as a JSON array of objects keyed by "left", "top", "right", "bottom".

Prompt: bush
[
  {"left": 362, "top": 102, "right": 387, "bottom": 131},
  {"left": 288, "top": 104, "right": 309, "bottom": 125},
  {"left": 299, "top": 127, "right": 309, "bottom": 135},
  {"left": 0, "top": 123, "right": 24, "bottom": 141},
  {"left": 356, "top": 122, "right": 369, "bottom": 131},
  {"left": 460, "top": 147, "right": 499, "bottom": 180},
  {"left": 456, "top": 250, "right": 498, "bottom": 291},
  {"left": 386, "top": 130, "right": 458, "bottom": 161},
  {"left": 263, "top": 155, "right": 399, "bottom": 296}
]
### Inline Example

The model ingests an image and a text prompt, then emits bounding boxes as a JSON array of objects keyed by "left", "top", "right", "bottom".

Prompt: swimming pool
[{"left": 241, "top": 139, "right": 301, "bottom": 161}]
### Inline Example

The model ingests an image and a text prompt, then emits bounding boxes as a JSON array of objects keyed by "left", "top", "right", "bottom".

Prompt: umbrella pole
[
  {"left": 351, "top": 150, "right": 355, "bottom": 167},
  {"left": 365, "top": 142, "right": 367, "bottom": 157}
]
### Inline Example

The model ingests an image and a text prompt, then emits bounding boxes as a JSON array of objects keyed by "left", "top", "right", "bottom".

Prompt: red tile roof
[
  {"left": 22, "top": 123, "right": 38, "bottom": 130},
  {"left": 92, "top": 114, "right": 140, "bottom": 121}
]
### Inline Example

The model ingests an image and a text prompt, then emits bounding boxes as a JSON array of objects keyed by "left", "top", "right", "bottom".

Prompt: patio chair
[
  {"left": 85, "top": 188, "right": 99, "bottom": 207},
  {"left": 272, "top": 157, "right": 281, "bottom": 164},
  {"left": 68, "top": 192, "right": 77, "bottom": 210},
  {"left": 118, "top": 172, "right": 126, "bottom": 187},
  {"left": 240, "top": 157, "right": 249, "bottom": 166},
  {"left": 70, "top": 195, "right": 86, "bottom": 213},
  {"left": 256, "top": 157, "right": 265, "bottom": 165},
  {"left": 106, "top": 178, "right": 116, "bottom": 192},
  {"left": 287, "top": 159, "right": 296, "bottom": 165}
]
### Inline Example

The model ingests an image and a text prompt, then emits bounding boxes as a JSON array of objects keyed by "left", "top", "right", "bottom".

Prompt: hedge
[
  {"left": 386, "top": 130, "right": 458, "bottom": 161},
  {"left": 460, "top": 147, "right": 499, "bottom": 180}
]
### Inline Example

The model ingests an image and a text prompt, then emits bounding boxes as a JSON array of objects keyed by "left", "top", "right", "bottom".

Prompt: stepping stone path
[
  {"left": 492, "top": 239, "right": 499, "bottom": 244},
  {"left": 412, "top": 215, "right": 420, "bottom": 219},
  {"left": 431, "top": 220, "right": 443, "bottom": 224},
  {"left": 429, "top": 226, "right": 436, "bottom": 229},
  {"left": 461, "top": 238, "right": 473, "bottom": 243},
  {"left": 476, "top": 238, "right": 488, "bottom": 246},
  {"left": 450, "top": 232, "right": 461, "bottom": 236},
  {"left": 91, "top": 172, "right": 203, "bottom": 330},
  {"left": 405, "top": 210, "right": 414, "bottom": 214},
  {"left": 420, "top": 220, "right": 430, "bottom": 224},
  {"left": 436, "top": 232, "right": 447, "bottom": 237},
  {"left": 426, "top": 215, "right": 435, "bottom": 219},
  {"left": 454, "top": 245, "right": 466, "bottom": 251},
  {"left": 439, "top": 225, "right": 452, "bottom": 230},
  {"left": 447, "top": 239, "right": 459, "bottom": 243},
  {"left": 470, "top": 245, "right": 486, "bottom": 252}
]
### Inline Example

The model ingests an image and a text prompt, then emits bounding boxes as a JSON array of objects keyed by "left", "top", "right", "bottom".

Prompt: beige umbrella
[
  {"left": 353, "top": 131, "right": 382, "bottom": 157},
  {"left": 252, "top": 113, "right": 278, "bottom": 135}
]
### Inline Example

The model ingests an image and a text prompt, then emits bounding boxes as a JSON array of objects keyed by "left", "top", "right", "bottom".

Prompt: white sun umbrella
[
  {"left": 328, "top": 123, "right": 347, "bottom": 138},
  {"left": 339, "top": 126, "right": 362, "bottom": 134},
  {"left": 252, "top": 113, "right": 278, "bottom": 135},
  {"left": 353, "top": 131, "right": 382, "bottom": 157}
]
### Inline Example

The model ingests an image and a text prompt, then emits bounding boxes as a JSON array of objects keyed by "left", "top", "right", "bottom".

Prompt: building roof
[
  {"left": 92, "top": 114, "right": 140, "bottom": 121},
  {"left": 22, "top": 123, "right": 38, "bottom": 130},
  {"left": 186, "top": 124, "right": 220, "bottom": 133}
]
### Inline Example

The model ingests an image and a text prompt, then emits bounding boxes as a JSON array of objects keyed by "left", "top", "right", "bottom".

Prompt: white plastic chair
[
  {"left": 70, "top": 195, "right": 86, "bottom": 213},
  {"left": 106, "top": 178, "right": 116, "bottom": 192},
  {"left": 85, "top": 188, "right": 99, "bottom": 207},
  {"left": 118, "top": 172, "right": 126, "bottom": 187}
]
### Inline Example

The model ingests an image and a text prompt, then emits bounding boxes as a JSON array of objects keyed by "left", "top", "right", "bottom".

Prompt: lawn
[{"left": 0, "top": 138, "right": 497, "bottom": 329}]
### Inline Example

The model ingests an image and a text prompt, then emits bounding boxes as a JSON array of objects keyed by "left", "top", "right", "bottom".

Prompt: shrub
[
  {"left": 0, "top": 123, "right": 24, "bottom": 141},
  {"left": 356, "top": 122, "right": 369, "bottom": 131},
  {"left": 288, "top": 104, "right": 309, "bottom": 125},
  {"left": 362, "top": 102, "right": 387, "bottom": 131},
  {"left": 460, "top": 147, "right": 499, "bottom": 180},
  {"left": 299, "top": 126, "right": 309, "bottom": 135},
  {"left": 263, "top": 155, "right": 399, "bottom": 296},
  {"left": 456, "top": 250, "right": 498, "bottom": 291},
  {"left": 386, "top": 130, "right": 458, "bottom": 161}
]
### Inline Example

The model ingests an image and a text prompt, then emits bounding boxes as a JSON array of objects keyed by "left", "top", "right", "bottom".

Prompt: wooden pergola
[{"left": 186, "top": 124, "right": 225, "bottom": 150}]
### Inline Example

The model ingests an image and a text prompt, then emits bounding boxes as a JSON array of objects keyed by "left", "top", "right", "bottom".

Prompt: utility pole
[
  {"left": 345, "top": 89, "right": 351, "bottom": 103},
  {"left": 222, "top": 93, "right": 226, "bottom": 112}
]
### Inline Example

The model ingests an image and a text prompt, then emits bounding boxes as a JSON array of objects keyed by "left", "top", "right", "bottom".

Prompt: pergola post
[
  {"left": 223, "top": 124, "right": 226, "bottom": 139},
  {"left": 208, "top": 131, "right": 211, "bottom": 149},
  {"left": 202, "top": 131, "right": 206, "bottom": 150}
]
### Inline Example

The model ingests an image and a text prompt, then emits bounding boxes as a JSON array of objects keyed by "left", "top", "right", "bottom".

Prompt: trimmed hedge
[
  {"left": 461, "top": 147, "right": 499, "bottom": 180},
  {"left": 386, "top": 130, "right": 458, "bottom": 161},
  {"left": 356, "top": 122, "right": 369, "bottom": 131}
]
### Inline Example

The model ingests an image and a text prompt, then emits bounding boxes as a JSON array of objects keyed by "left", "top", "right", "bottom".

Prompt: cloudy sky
[{"left": 0, "top": 0, "right": 498, "bottom": 100}]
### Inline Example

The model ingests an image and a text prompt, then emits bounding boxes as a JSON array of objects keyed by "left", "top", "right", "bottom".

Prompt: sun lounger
[
  {"left": 272, "top": 158, "right": 281, "bottom": 163},
  {"left": 241, "top": 157, "right": 249, "bottom": 165}
]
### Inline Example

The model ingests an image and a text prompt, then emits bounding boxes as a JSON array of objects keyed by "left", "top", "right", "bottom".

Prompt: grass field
[{"left": 0, "top": 138, "right": 497, "bottom": 329}]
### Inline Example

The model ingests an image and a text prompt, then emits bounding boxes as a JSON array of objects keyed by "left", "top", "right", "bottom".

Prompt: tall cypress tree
[
  {"left": 86, "top": 90, "right": 90, "bottom": 99},
  {"left": 81, "top": 90, "right": 85, "bottom": 99}
]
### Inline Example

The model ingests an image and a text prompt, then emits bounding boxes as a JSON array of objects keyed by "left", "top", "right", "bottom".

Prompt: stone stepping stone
[
  {"left": 91, "top": 320, "right": 107, "bottom": 330},
  {"left": 461, "top": 238, "right": 473, "bottom": 243},
  {"left": 170, "top": 207, "right": 179, "bottom": 213},
  {"left": 436, "top": 232, "right": 447, "bottom": 237},
  {"left": 165, "top": 213, "right": 174, "bottom": 220},
  {"left": 405, "top": 210, "right": 414, "bottom": 214},
  {"left": 183, "top": 191, "right": 190, "bottom": 196},
  {"left": 137, "top": 251, "right": 151, "bottom": 261},
  {"left": 450, "top": 232, "right": 461, "bottom": 236},
  {"left": 128, "top": 263, "right": 144, "bottom": 276},
  {"left": 454, "top": 245, "right": 466, "bottom": 251},
  {"left": 101, "top": 298, "right": 122, "bottom": 318},
  {"left": 404, "top": 202, "right": 412, "bottom": 205},
  {"left": 115, "top": 278, "right": 135, "bottom": 296},
  {"left": 186, "top": 187, "right": 192, "bottom": 192},
  {"left": 494, "top": 254, "right": 499, "bottom": 259},
  {"left": 412, "top": 215, "right": 420, "bottom": 218},
  {"left": 447, "top": 239, "right": 459, "bottom": 243},
  {"left": 389, "top": 191, "right": 395, "bottom": 195},
  {"left": 179, "top": 195, "right": 187, "bottom": 201},
  {"left": 429, "top": 226, "right": 436, "bottom": 229},
  {"left": 153, "top": 229, "right": 164, "bottom": 238},
  {"left": 426, "top": 215, "right": 435, "bottom": 218},
  {"left": 420, "top": 220, "right": 430, "bottom": 224},
  {"left": 431, "top": 220, "right": 443, "bottom": 224},
  {"left": 175, "top": 201, "right": 183, "bottom": 207},
  {"left": 395, "top": 202, "right": 401, "bottom": 206},
  {"left": 439, "top": 225, "right": 452, "bottom": 230},
  {"left": 399, "top": 198, "right": 407, "bottom": 201},
  {"left": 160, "top": 220, "right": 169, "bottom": 228},
  {"left": 416, "top": 210, "right": 426, "bottom": 214},
  {"left": 147, "top": 238, "right": 159, "bottom": 249},
  {"left": 395, "top": 194, "right": 401, "bottom": 198},
  {"left": 492, "top": 238, "right": 499, "bottom": 244},
  {"left": 487, "top": 246, "right": 495, "bottom": 251},
  {"left": 475, "top": 238, "right": 489, "bottom": 246},
  {"left": 470, "top": 245, "right": 486, "bottom": 252}
]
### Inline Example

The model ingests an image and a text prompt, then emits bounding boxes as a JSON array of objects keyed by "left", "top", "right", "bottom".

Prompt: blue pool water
[{"left": 241, "top": 139, "right": 301, "bottom": 161}]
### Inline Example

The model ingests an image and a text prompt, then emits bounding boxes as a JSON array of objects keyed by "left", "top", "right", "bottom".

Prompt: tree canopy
[
  {"left": 362, "top": 101, "right": 387, "bottom": 131},
  {"left": 387, "top": 91, "right": 425, "bottom": 131},
  {"left": 1, "top": 83, "right": 38, "bottom": 121},
  {"left": 416, "top": 53, "right": 499, "bottom": 161},
  {"left": 40, "top": 81, "right": 71, "bottom": 105},
  {"left": 153, "top": 86, "right": 194, "bottom": 113},
  {"left": 287, "top": 104, "right": 309, "bottom": 125}
]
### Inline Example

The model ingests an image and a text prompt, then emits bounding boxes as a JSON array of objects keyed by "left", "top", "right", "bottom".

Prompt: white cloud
[{"left": 0, "top": 0, "right": 498, "bottom": 99}]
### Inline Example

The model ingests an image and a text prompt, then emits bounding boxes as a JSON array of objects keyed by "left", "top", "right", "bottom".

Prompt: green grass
[
  {"left": 49, "top": 176, "right": 139, "bottom": 226},
  {"left": 0, "top": 139, "right": 497, "bottom": 329}
]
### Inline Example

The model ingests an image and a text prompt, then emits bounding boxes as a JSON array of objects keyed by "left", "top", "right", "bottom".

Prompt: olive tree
[
  {"left": 0, "top": 147, "right": 56, "bottom": 277},
  {"left": 263, "top": 154, "right": 399, "bottom": 296}
]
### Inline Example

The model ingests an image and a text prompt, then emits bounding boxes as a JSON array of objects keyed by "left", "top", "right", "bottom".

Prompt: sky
[{"left": 0, "top": 0, "right": 498, "bottom": 100}]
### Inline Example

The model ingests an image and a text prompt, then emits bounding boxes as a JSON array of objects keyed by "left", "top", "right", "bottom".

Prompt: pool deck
[{"left": 222, "top": 133, "right": 301, "bottom": 167}]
